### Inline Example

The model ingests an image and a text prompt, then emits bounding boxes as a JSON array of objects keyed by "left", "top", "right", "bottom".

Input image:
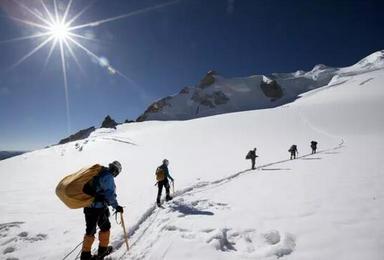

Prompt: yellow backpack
[
  {"left": 55, "top": 164, "right": 103, "bottom": 209},
  {"left": 155, "top": 167, "right": 165, "bottom": 182}
]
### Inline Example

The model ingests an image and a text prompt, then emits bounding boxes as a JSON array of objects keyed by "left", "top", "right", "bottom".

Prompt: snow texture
[{"left": 1, "top": 50, "right": 384, "bottom": 259}]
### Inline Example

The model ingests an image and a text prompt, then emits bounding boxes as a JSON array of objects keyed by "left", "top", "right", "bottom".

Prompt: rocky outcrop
[
  {"left": 179, "top": 86, "right": 191, "bottom": 95},
  {"left": 136, "top": 97, "right": 172, "bottom": 122},
  {"left": 146, "top": 97, "right": 172, "bottom": 113},
  {"left": 58, "top": 126, "right": 95, "bottom": 144},
  {"left": 260, "top": 77, "right": 283, "bottom": 100},
  {"left": 213, "top": 91, "right": 230, "bottom": 105},
  {"left": 191, "top": 89, "right": 229, "bottom": 108},
  {"left": 101, "top": 115, "right": 118, "bottom": 129},
  {"left": 137, "top": 70, "right": 225, "bottom": 121},
  {"left": 136, "top": 115, "right": 147, "bottom": 122},
  {"left": 133, "top": 50, "right": 384, "bottom": 122},
  {"left": 198, "top": 70, "right": 217, "bottom": 88},
  {"left": 192, "top": 89, "right": 214, "bottom": 108}
]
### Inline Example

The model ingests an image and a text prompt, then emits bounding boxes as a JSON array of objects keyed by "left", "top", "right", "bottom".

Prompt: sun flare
[
  {"left": 2, "top": 0, "right": 178, "bottom": 133},
  {"left": 49, "top": 22, "right": 70, "bottom": 40}
]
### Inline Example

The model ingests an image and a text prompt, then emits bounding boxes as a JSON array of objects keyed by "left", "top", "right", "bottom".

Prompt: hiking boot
[
  {"left": 80, "top": 251, "right": 93, "bottom": 260},
  {"left": 165, "top": 195, "right": 173, "bottom": 201},
  {"left": 95, "top": 246, "right": 113, "bottom": 259}
]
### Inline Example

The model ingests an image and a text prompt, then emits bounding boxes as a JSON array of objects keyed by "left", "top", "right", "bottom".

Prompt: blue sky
[{"left": 0, "top": 0, "right": 383, "bottom": 150}]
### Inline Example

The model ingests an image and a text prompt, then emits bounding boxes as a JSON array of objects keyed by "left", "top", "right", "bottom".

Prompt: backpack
[
  {"left": 55, "top": 164, "right": 103, "bottom": 209},
  {"left": 245, "top": 151, "right": 252, "bottom": 160},
  {"left": 83, "top": 173, "right": 100, "bottom": 197},
  {"left": 155, "top": 167, "right": 166, "bottom": 182},
  {"left": 289, "top": 145, "right": 297, "bottom": 152}
]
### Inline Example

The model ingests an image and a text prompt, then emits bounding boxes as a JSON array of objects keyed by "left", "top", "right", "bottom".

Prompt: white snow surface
[{"left": 1, "top": 56, "right": 384, "bottom": 259}]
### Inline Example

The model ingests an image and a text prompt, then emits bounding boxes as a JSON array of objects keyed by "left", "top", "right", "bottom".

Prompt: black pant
[
  {"left": 251, "top": 158, "right": 256, "bottom": 169},
  {"left": 84, "top": 207, "right": 111, "bottom": 235},
  {"left": 157, "top": 180, "right": 170, "bottom": 203}
]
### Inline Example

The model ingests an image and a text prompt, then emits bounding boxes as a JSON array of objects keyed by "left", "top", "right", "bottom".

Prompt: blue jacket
[{"left": 90, "top": 167, "right": 119, "bottom": 209}]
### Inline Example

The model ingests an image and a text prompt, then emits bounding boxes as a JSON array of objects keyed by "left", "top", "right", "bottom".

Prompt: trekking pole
[
  {"left": 120, "top": 212, "right": 130, "bottom": 251},
  {"left": 172, "top": 181, "right": 175, "bottom": 195}
]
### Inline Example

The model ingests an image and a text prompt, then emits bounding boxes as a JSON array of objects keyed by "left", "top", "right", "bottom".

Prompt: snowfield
[{"left": 1, "top": 53, "right": 384, "bottom": 259}]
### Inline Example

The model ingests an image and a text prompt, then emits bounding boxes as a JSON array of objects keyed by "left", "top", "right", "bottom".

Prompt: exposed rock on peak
[
  {"left": 212, "top": 91, "right": 230, "bottom": 105},
  {"left": 136, "top": 97, "right": 172, "bottom": 122},
  {"left": 58, "top": 126, "right": 95, "bottom": 144},
  {"left": 198, "top": 70, "right": 217, "bottom": 89},
  {"left": 260, "top": 77, "right": 283, "bottom": 100},
  {"left": 179, "top": 86, "right": 191, "bottom": 95},
  {"left": 135, "top": 50, "right": 384, "bottom": 122},
  {"left": 101, "top": 115, "right": 118, "bottom": 129},
  {"left": 191, "top": 89, "right": 229, "bottom": 109}
]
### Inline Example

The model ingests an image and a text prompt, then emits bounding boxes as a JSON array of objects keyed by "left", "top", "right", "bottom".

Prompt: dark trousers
[
  {"left": 84, "top": 207, "right": 111, "bottom": 235},
  {"left": 251, "top": 158, "right": 256, "bottom": 169},
  {"left": 157, "top": 180, "right": 170, "bottom": 203},
  {"left": 290, "top": 152, "right": 296, "bottom": 159}
]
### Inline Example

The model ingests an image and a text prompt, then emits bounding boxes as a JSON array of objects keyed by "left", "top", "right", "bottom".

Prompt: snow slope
[
  {"left": 0, "top": 55, "right": 384, "bottom": 259},
  {"left": 137, "top": 50, "right": 384, "bottom": 122}
]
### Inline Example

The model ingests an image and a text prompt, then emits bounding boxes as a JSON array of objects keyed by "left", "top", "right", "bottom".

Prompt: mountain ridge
[{"left": 136, "top": 50, "right": 384, "bottom": 121}]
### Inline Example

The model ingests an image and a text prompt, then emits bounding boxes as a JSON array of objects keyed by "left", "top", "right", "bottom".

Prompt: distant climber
[
  {"left": 246, "top": 148, "right": 258, "bottom": 170},
  {"left": 80, "top": 161, "right": 124, "bottom": 260},
  {"left": 310, "top": 141, "right": 318, "bottom": 154},
  {"left": 288, "top": 145, "right": 298, "bottom": 159},
  {"left": 155, "top": 159, "right": 174, "bottom": 207}
]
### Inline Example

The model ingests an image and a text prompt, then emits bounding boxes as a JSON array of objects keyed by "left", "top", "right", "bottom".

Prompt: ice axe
[{"left": 120, "top": 212, "right": 129, "bottom": 251}]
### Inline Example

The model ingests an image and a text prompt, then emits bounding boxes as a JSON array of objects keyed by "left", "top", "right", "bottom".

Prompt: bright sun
[
  {"left": 49, "top": 22, "right": 69, "bottom": 40},
  {"left": 5, "top": 0, "right": 177, "bottom": 133}
]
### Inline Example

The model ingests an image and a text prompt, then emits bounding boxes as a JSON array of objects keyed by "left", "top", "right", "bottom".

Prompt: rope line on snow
[
  {"left": 61, "top": 241, "right": 83, "bottom": 260},
  {"left": 110, "top": 140, "right": 345, "bottom": 259},
  {"left": 62, "top": 214, "right": 113, "bottom": 260},
  {"left": 171, "top": 140, "right": 344, "bottom": 198},
  {"left": 60, "top": 137, "right": 345, "bottom": 259}
]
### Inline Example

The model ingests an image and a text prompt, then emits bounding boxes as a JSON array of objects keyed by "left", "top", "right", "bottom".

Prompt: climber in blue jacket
[{"left": 81, "top": 161, "right": 124, "bottom": 260}]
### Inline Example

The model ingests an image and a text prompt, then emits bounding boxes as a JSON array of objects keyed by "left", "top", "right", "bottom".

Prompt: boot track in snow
[{"left": 107, "top": 140, "right": 344, "bottom": 259}]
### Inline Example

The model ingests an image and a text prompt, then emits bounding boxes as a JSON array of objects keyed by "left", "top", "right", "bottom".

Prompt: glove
[{"left": 115, "top": 205, "right": 124, "bottom": 213}]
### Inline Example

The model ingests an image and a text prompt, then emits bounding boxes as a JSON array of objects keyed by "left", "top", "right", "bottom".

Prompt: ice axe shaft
[{"left": 120, "top": 213, "right": 129, "bottom": 251}]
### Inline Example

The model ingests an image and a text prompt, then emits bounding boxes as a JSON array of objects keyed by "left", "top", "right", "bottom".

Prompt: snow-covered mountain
[
  {"left": 137, "top": 50, "right": 384, "bottom": 121},
  {"left": 0, "top": 50, "right": 384, "bottom": 260}
]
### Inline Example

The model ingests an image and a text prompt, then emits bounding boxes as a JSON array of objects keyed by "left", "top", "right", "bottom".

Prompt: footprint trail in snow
[{"left": 106, "top": 142, "right": 343, "bottom": 259}]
